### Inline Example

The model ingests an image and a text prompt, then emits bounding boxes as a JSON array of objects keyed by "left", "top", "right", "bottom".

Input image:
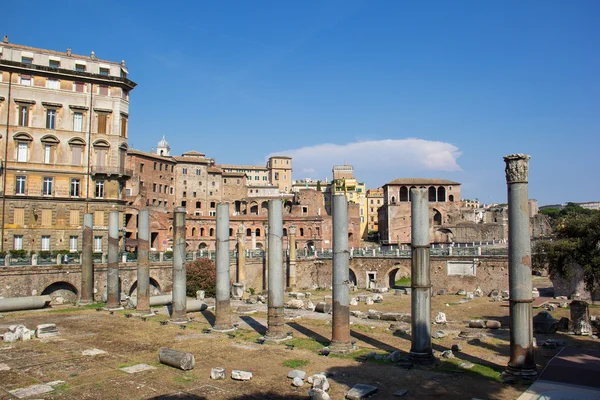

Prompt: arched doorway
[
  {"left": 41, "top": 281, "right": 79, "bottom": 304},
  {"left": 128, "top": 278, "right": 162, "bottom": 296},
  {"left": 349, "top": 269, "right": 357, "bottom": 286}
]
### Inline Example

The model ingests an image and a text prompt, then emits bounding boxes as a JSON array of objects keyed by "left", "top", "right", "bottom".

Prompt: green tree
[
  {"left": 316, "top": 180, "right": 321, "bottom": 191},
  {"left": 186, "top": 258, "right": 216, "bottom": 297},
  {"left": 534, "top": 208, "right": 600, "bottom": 292}
]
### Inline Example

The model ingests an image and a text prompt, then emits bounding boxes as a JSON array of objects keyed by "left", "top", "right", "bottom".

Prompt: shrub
[
  {"left": 186, "top": 257, "right": 216, "bottom": 298},
  {"left": 9, "top": 249, "right": 27, "bottom": 258}
]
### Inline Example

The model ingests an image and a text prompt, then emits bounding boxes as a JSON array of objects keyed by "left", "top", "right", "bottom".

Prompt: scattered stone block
[
  {"left": 532, "top": 288, "right": 540, "bottom": 299},
  {"left": 465, "top": 292, "right": 475, "bottom": 300},
  {"left": 306, "top": 301, "right": 316, "bottom": 311},
  {"left": 235, "top": 305, "right": 257, "bottom": 315},
  {"left": 474, "top": 287, "right": 483, "bottom": 297},
  {"left": 459, "top": 362, "right": 475, "bottom": 369},
  {"left": 309, "top": 388, "right": 331, "bottom": 400},
  {"left": 351, "top": 311, "right": 367, "bottom": 319},
  {"left": 456, "top": 289, "right": 466, "bottom": 296},
  {"left": 571, "top": 300, "right": 592, "bottom": 335},
  {"left": 485, "top": 320, "right": 501, "bottom": 329},
  {"left": 393, "top": 389, "right": 409, "bottom": 397},
  {"left": 560, "top": 302, "right": 569, "bottom": 308},
  {"left": 246, "top": 297, "right": 257, "bottom": 304},
  {"left": 543, "top": 303, "right": 558, "bottom": 312},
  {"left": 9, "top": 384, "right": 54, "bottom": 398},
  {"left": 441, "top": 350, "right": 454, "bottom": 358},
  {"left": 389, "top": 322, "right": 411, "bottom": 334},
  {"left": 357, "top": 295, "right": 370, "bottom": 302},
  {"left": 367, "top": 310, "right": 382, "bottom": 320},
  {"left": 120, "top": 364, "right": 157, "bottom": 374},
  {"left": 82, "top": 348, "right": 107, "bottom": 356},
  {"left": 346, "top": 383, "right": 378, "bottom": 399},
  {"left": 231, "top": 370, "right": 252, "bottom": 380},
  {"left": 0, "top": 363, "right": 10, "bottom": 371},
  {"left": 285, "top": 300, "right": 305, "bottom": 309},
  {"left": 372, "top": 294, "right": 383, "bottom": 303},
  {"left": 533, "top": 311, "right": 559, "bottom": 334},
  {"left": 555, "top": 296, "right": 568, "bottom": 300},
  {"left": 196, "top": 290, "right": 205, "bottom": 300},
  {"left": 289, "top": 292, "right": 306, "bottom": 300},
  {"left": 324, "top": 295, "right": 332, "bottom": 301},
  {"left": 388, "top": 351, "right": 403, "bottom": 362},
  {"left": 315, "top": 302, "right": 331, "bottom": 313},
  {"left": 257, "top": 295, "right": 267, "bottom": 303},
  {"left": 380, "top": 312, "right": 410, "bottom": 322},
  {"left": 36, "top": 324, "right": 59, "bottom": 338},
  {"left": 366, "top": 298, "right": 374, "bottom": 305},
  {"left": 288, "top": 370, "right": 307, "bottom": 379},
  {"left": 434, "top": 312, "right": 447, "bottom": 324},
  {"left": 308, "top": 373, "right": 330, "bottom": 391},
  {"left": 394, "top": 289, "right": 405, "bottom": 296},
  {"left": 501, "top": 290, "right": 510, "bottom": 298},
  {"left": 350, "top": 298, "right": 358, "bottom": 306},
  {"left": 210, "top": 367, "right": 226, "bottom": 380},
  {"left": 305, "top": 292, "right": 312, "bottom": 298},
  {"left": 292, "top": 376, "right": 304, "bottom": 387},
  {"left": 451, "top": 344, "right": 461, "bottom": 352},
  {"left": 2, "top": 332, "right": 18, "bottom": 343},
  {"left": 488, "top": 289, "right": 500, "bottom": 297},
  {"left": 469, "top": 320, "right": 485, "bottom": 328},
  {"left": 432, "top": 331, "right": 446, "bottom": 339}
]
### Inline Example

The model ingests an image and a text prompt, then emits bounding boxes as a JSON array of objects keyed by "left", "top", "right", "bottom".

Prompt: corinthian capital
[{"left": 504, "top": 154, "right": 530, "bottom": 184}]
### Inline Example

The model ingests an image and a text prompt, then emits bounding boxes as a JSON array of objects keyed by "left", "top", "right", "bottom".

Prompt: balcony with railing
[{"left": 91, "top": 166, "right": 132, "bottom": 178}]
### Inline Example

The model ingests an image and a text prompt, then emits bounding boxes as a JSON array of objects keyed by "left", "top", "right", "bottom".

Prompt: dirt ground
[{"left": 1, "top": 276, "right": 598, "bottom": 400}]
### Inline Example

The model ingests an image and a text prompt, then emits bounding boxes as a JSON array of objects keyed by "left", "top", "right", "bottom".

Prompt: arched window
[
  {"left": 209, "top": 228, "right": 214, "bottom": 237},
  {"left": 246, "top": 228, "right": 252, "bottom": 237},
  {"left": 449, "top": 194, "right": 454, "bottom": 202},
  {"left": 283, "top": 228, "right": 287, "bottom": 236},
  {"left": 93, "top": 139, "right": 110, "bottom": 168},
  {"left": 200, "top": 227, "right": 205, "bottom": 236},
  {"left": 261, "top": 201, "right": 268, "bottom": 214},
  {"left": 399, "top": 186, "right": 408, "bottom": 202},
  {"left": 229, "top": 228, "right": 233, "bottom": 236},
  {"left": 255, "top": 228, "right": 261, "bottom": 237},
  {"left": 191, "top": 227, "right": 196, "bottom": 237},
  {"left": 428, "top": 186, "right": 437, "bottom": 202},
  {"left": 437, "top": 187, "right": 446, "bottom": 202},
  {"left": 299, "top": 228, "right": 304, "bottom": 237},
  {"left": 409, "top": 186, "right": 416, "bottom": 201},
  {"left": 41, "top": 135, "right": 59, "bottom": 164},
  {"left": 433, "top": 209, "right": 442, "bottom": 225}
]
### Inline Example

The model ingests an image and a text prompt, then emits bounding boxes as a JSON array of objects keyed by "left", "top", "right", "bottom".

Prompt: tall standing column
[
  {"left": 409, "top": 188, "right": 433, "bottom": 363},
  {"left": 236, "top": 225, "right": 246, "bottom": 284},
  {"left": 136, "top": 210, "right": 151, "bottom": 314},
  {"left": 106, "top": 211, "right": 120, "bottom": 309},
  {"left": 251, "top": 231, "right": 257, "bottom": 250},
  {"left": 265, "top": 199, "right": 286, "bottom": 340},
  {"left": 504, "top": 154, "right": 537, "bottom": 378},
  {"left": 214, "top": 203, "right": 233, "bottom": 331},
  {"left": 330, "top": 195, "right": 353, "bottom": 353},
  {"left": 288, "top": 226, "right": 297, "bottom": 288},
  {"left": 80, "top": 213, "right": 94, "bottom": 303},
  {"left": 171, "top": 207, "right": 187, "bottom": 323}
]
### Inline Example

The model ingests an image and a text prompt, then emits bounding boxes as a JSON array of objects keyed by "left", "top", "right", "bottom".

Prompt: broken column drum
[
  {"left": 214, "top": 202, "right": 233, "bottom": 331},
  {"left": 409, "top": 188, "right": 434, "bottom": 363},
  {"left": 106, "top": 211, "right": 120, "bottom": 309},
  {"left": 80, "top": 213, "right": 94, "bottom": 303},
  {"left": 330, "top": 195, "right": 353, "bottom": 353},
  {"left": 171, "top": 207, "right": 187, "bottom": 322},
  {"left": 265, "top": 199, "right": 286, "bottom": 340},
  {"left": 136, "top": 209, "right": 151, "bottom": 314},
  {"left": 288, "top": 225, "right": 297, "bottom": 289},
  {"left": 504, "top": 154, "right": 537, "bottom": 378}
]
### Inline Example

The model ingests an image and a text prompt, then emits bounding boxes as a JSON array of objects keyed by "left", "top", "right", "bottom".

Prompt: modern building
[
  {"left": 0, "top": 38, "right": 136, "bottom": 253},
  {"left": 366, "top": 188, "right": 384, "bottom": 234},
  {"left": 330, "top": 165, "right": 367, "bottom": 239},
  {"left": 125, "top": 138, "right": 361, "bottom": 252}
]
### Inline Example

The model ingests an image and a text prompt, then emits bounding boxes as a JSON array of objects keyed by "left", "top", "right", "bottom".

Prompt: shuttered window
[
  {"left": 70, "top": 210, "right": 80, "bottom": 226},
  {"left": 94, "top": 210, "right": 104, "bottom": 226},
  {"left": 41, "top": 209, "right": 52, "bottom": 226},
  {"left": 97, "top": 114, "right": 107, "bottom": 134},
  {"left": 14, "top": 208, "right": 24, "bottom": 225}
]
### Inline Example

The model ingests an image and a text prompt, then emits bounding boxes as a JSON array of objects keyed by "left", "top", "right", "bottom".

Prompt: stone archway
[
  {"left": 41, "top": 281, "right": 78, "bottom": 305},
  {"left": 386, "top": 264, "right": 411, "bottom": 288},
  {"left": 128, "top": 278, "right": 162, "bottom": 296}
]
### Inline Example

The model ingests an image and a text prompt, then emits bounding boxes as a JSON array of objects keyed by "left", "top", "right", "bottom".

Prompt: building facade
[
  {"left": 125, "top": 139, "right": 361, "bottom": 252},
  {"left": 0, "top": 39, "right": 135, "bottom": 253},
  {"left": 366, "top": 188, "right": 383, "bottom": 234},
  {"left": 330, "top": 165, "right": 367, "bottom": 239}
]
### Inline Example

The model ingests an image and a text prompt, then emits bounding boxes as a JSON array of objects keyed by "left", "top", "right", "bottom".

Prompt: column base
[
  {"left": 502, "top": 364, "right": 538, "bottom": 382},
  {"left": 408, "top": 350, "right": 434, "bottom": 364},
  {"left": 329, "top": 341, "right": 357, "bottom": 354},
  {"left": 262, "top": 335, "right": 292, "bottom": 343},
  {"left": 211, "top": 325, "right": 236, "bottom": 333},
  {"left": 169, "top": 319, "right": 189, "bottom": 325},
  {"left": 78, "top": 299, "right": 94, "bottom": 306}
]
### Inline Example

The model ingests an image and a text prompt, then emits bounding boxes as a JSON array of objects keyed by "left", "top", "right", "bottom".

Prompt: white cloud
[{"left": 267, "top": 138, "right": 462, "bottom": 187}]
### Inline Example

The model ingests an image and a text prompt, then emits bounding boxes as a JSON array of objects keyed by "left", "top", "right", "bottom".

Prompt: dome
[{"left": 156, "top": 135, "right": 171, "bottom": 156}]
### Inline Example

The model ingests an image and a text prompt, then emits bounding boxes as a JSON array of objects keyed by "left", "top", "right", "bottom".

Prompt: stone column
[
  {"left": 330, "top": 195, "right": 353, "bottom": 353},
  {"left": 251, "top": 231, "right": 257, "bottom": 250},
  {"left": 214, "top": 203, "right": 233, "bottom": 331},
  {"left": 136, "top": 210, "right": 151, "bottom": 314},
  {"left": 288, "top": 226, "right": 297, "bottom": 289},
  {"left": 236, "top": 225, "right": 246, "bottom": 284},
  {"left": 503, "top": 154, "right": 537, "bottom": 378},
  {"left": 106, "top": 211, "right": 120, "bottom": 309},
  {"left": 263, "top": 225, "right": 269, "bottom": 292},
  {"left": 409, "top": 188, "right": 433, "bottom": 363},
  {"left": 80, "top": 213, "right": 94, "bottom": 303},
  {"left": 171, "top": 207, "right": 187, "bottom": 323},
  {"left": 265, "top": 199, "right": 286, "bottom": 341}
]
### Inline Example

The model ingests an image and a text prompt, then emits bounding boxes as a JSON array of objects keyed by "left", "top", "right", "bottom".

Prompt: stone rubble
[
  {"left": 474, "top": 287, "right": 483, "bottom": 297},
  {"left": 485, "top": 320, "right": 501, "bottom": 329},
  {"left": 468, "top": 320, "right": 486, "bottom": 328},
  {"left": 287, "top": 370, "right": 307, "bottom": 380},
  {"left": 306, "top": 301, "right": 316, "bottom": 311},
  {"left": 292, "top": 376, "right": 304, "bottom": 387},
  {"left": 36, "top": 323, "right": 59, "bottom": 338},
  {"left": 350, "top": 298, "right": 358, "bottom": 306},
  {"left": 231, "top": 370, "right": 252, "bottom": 381},
  {"left": 533, "top": 311, "right": 559, "bottom": 334},
  {"left": 285, "top": 299, "right": 305, "bottom": 309},
  {"left": 345, "top": 383, "right": 378, "bottom": 400},
  {"left": 431, "top": 331, "right": 446, "bottom": 339},
  {"left": 210, "top": 367, "right": 226, "bottom": 380},
  {"left": 434, "top": 312, "right": 447, "bottom": 324},
  {"left": 393, "top": 389, "right": 409, "bottom": 397},
  {"left": 372, "top": 294, "right": 383, "bottom": 303},
  {"left": 289, "top": 292, "right": 306, "bottom": 300}
]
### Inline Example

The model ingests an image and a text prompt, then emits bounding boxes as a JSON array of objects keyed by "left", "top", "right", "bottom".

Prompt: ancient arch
[
  {"left": 250, "top": 202, "right": 258, "bottom": 215},
  {"left": 437, "top": 186, "right": 446, "bottom": 202},
  {"left": 191, "top": 227, "right": 196, "bottom": 237},
  {"left": 349, "top": 268, "right": 358, "bottom": 286},
  {"left": 399, "top": 186, "right": 409, "bottom": 202},
  {"left": 409, "top": 186, "right": 417, "bottom": 201},
  {"left": 428, "top": 186, "right": 437, "bottom": 202},
  {"left": 41, "top": 281, "right": 78, "bottom": 304},
  {"left": 128, "top": 278, "right": 162, "bottom": 296},
  {"left": 284, "top": 201, "right": 292, "bottom": 214},
  {"left": 255, "top": 228, "right": 261, "bottom": 237},
  {"left": 386, "top": 264, "right": 410, "bottom": 288},
  {"left": 198, "top": 242, "right": 208, "bottom": 249},
  {"left": 209, "top": 228, "right": 214, "bottom": 236},
  {"left": 433, "top": 208, "right": 442, "bottom": 225},
  {"left": 449, "top": 194, "right": 454, "bottom": 202},
  {"left": 246, "top": 228, "right": 252, "bottom": 237},
  {"left": 261, "top": 201, "right": 268, "bottom": 215},
  {"left": 299, "top": 227, "right": 304, "bottom": 237},
  {"left": 200, "top": 227, "right": 205, "bottom": 236}
]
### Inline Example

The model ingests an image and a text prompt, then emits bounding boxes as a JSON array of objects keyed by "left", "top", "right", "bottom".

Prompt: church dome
[{"left": 156, "top": 135, "right": 171, "bottom": 156}]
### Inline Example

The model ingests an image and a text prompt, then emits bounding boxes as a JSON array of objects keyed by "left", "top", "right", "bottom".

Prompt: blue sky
[{"left": 4, "top": 0, "right": 599, "bottom": 205}]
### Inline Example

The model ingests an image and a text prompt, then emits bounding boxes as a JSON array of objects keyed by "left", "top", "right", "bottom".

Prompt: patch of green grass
[
  {"left": 48, "top": 302, "right": 105, "bottom": 313},
  {"left": 53, "top": 383, "right": 71, "bottom": 392},
  {"left": 394, "top": 277, "right": 411, "bottom": 287},
  {"left": 283, "top": 359, "right": 310, "bottom": 369},
  {"left": 286, "top": 338, "right": 327, "bottom": 352},
  {"left": 229, "top": 329, "right": 261, "bottom": 342},
  {"left": 436, "top": 358, "right": 502, "bottom": 382},
  {"left": 173, "top": 374, "right": 198, "bottom": 384}
]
